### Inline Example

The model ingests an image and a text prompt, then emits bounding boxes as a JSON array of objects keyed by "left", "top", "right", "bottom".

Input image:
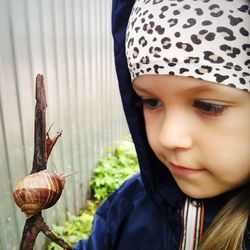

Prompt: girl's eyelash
[
  {"left": 138, "top": 98, "right": 163, "bottom": 109},
  {"left": 135, "top": 98, "right": 228, "bottom": 116},
  {"left": 193, "top": 100, "right": 228, "bottom": 116}
]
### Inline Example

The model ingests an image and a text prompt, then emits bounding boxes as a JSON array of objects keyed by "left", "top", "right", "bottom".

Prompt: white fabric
[{"left": 126, "top": 0, "right": 250, "bottom": 92}]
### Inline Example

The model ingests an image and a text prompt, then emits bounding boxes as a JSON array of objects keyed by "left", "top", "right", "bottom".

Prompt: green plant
[
  {"left": 90, "top": 138, "right": 139, "bottom": 202},
  {"left": 47, "top": 137, "right": 139, "bottom": 249},
  {"left": 47, "top": 200, "right": 98, "bottom": 250}
]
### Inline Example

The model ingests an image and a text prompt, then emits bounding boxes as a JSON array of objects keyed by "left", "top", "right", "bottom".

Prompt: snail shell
[{"left": 13, "top": 170, "right": 66, "bottom": 218}]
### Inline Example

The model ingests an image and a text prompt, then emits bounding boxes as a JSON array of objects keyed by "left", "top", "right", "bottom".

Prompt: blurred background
[{"left": 0, "top": 0, "right": 129, "bottom": 249}]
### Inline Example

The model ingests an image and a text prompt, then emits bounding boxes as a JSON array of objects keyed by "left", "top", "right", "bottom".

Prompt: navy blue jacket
[{"left": 75, "top": 0, "right": 249, "bottom": 249}]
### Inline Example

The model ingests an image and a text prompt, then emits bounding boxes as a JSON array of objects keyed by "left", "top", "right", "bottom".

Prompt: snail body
[{"left": 13, "top": 170, "right": 66, "bottom": 218}]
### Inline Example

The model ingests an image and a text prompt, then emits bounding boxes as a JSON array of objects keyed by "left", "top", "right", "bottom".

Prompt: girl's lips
[{"left": 168, "top": 163, "right": 205, "bottom": 176}]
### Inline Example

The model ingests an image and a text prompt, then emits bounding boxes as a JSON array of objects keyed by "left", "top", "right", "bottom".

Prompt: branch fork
[{"left": 18, "top": 74, "right": 75, "bottom": 250}]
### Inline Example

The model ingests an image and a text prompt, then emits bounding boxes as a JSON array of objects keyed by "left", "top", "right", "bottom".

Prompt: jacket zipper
[{"left": 178, "top": 198, "right": 205, "bottom": 250}]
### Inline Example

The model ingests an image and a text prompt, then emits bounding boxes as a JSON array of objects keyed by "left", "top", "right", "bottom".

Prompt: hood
[
  {"left": 111, "top": 0, "right": 244, "bottom": 209},
  {"left": 112, "top": 0, "right": 184, "bottom": 207}
]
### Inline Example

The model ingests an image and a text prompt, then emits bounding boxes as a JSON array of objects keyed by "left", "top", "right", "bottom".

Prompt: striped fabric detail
[{"left": 179, "top": 197, "right": 205, "bottom": 250}]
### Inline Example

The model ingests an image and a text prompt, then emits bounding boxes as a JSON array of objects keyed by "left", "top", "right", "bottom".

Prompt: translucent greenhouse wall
[{"left": 0, "top": 0, "right": 128, "bottom": 249}]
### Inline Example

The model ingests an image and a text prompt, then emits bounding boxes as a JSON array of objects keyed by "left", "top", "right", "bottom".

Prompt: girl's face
[{"left": 133, "top": 75, "right": 250, "bottom": 199}]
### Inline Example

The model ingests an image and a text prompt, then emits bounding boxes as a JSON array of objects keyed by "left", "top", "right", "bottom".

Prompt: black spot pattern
[
  {"left": 153, "top": 65, "right": 164, "bottom": 73},
  {"left": 183, "top": 5, "right": 191, "bottom": 10},
  {"left": 240, "top": 78, "right": 246, "bottom": 84},
  {"left": 194, "top": 8, "right": 204, "bottom": 15},
  {"left": 135, "top": 27, "right": 140, "bottom": 33},
  {"left": 140, "top": 56, "right": 150, "bottom": 64},
  {"left": 168, "top": 18, "right": 178, "bottom": 27},
  {"left": 191, "top": 30, "right": 215, "bottom": 44},
  {"left": 245, "top": 60, "right": 250, "bottom": 69},
  {"left": 180, "top": 68, "right": 189, "bottom": 73},
  {"left": 161, "top": 37, "right": 172, "bottom": 49},
  {"left": 228, "top": 15, "right": 243, "bottom": 26},
  {"left": 191, "top": 35, "right": 202, "bottom": 45},
  {"left": 133, "top": 47, "right": 139, "bottom": 59},
  {"left": 240, "top": 27, "right": 249, "bottom": 36},
  {"left": 149, "top": 46, "right": 161, "bottom": 58},
  {"left": 204, "top": 51, "right": 224, "bottom": 63},
  {"left": 155, "top": 25, "right": 165, "bottom": 34},
  {"left": 143, "top": 21, "right": 155, "bottom": 34},
  {"left": 243, "top": 44, "right": 250, "bottom": 56},
  {"left": 209, "top": 4, "right": 224, "bottom": 17},
  {"left": 159, "top": 6, "right": 168, "bottom": 18},
  {"left": 126, "top": 0, "right": 250, "bottom": 91},
  {"left": 127, "top": 38, "right": 134, "bottom": 48},
  {"left": 183, "top": 18, "right": 196, "bottom": 28},
  {"left": 163, "top": 57, "right": 178, "bottom": 67},
  {"left": 153, "top": 0, "right": 163, "bottom": 4},
  {"left": 234, "top": 65, "right": 242, "bottom": 71},
  {"left": 242, "top": 72, "right": 250, "bottom": 78},
  {"left": 217, "top": 27, "right": 236, "bottom": 41},
  {"left": 202, "top": 20, "right": 212, "bottom": 26},
  {"left": 220, "top": 44, "right": 240, "bottom": 58},
  {"left": 214, "top": 73, "right": 229, "bottom": 82},
  {"left": 173, "top": 9, "right": 180, "bottom": 15},
  {"left": 139, "top": 36, "right": 147, "bottom": 47},
  {"left": 238, "top": 5, "right": 249, "bottom": 13},
  {"left": 174, "top": 32, "right": 181, "bottom": 38},
  {"left": 176, "top": 42, "right": 194, "bottom": 52},
  {"left": 223, "top": 62, "right": 233, "bottom": 69},
  {"left": 184, "top": 57, "right": 200, "bottom": 64},
  {"left": 195, "top": 66, "right": 212, "bottom": 74}
]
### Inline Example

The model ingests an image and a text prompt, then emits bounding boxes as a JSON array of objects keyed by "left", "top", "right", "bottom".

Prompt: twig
[
  {"left": 46, "top": 128, "right": 62, "bottom": 160},
  {"left": 41, "top": 223, "right": 75, "bottom": 250},
  {"left": 19, "top": 213, "right": 43, "bottom": 250},
  {"left": 19, "top": 74, "right": 75, "bottom": 250},
  {"left": 31, "top": 74, "right": 47, "bottom": 174}
]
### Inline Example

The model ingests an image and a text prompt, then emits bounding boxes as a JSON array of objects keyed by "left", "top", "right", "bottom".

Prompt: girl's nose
[{"left": 158, "top": 109, "right": 193, "bottom": 151}]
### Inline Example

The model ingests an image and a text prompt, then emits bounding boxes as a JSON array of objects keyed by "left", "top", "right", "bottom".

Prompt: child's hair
[{"left": 199, "top": 185, "right": 250, "bottom": 249}]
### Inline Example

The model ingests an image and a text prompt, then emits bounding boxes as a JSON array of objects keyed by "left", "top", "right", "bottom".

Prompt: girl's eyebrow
[
  {"left": 133, "top": 81, "right": 242, "bottom": 100},
  {"left": 133, "top": 83, "right": 215, "bottom": 94},
  {"left": 184, "top": 85, "right": 216, "bottom": 94},
  {"left": 185, "top": 84, "right": 245, "bottom": 98},
  {"left": 132, "top": 84, "right": 151, "bottom": 94}
]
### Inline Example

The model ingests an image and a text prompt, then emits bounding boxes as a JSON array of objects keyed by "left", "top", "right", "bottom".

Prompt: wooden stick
[
  {"left": 19, "top": 74, "right": 75, "bottom": 250},
  {"left": 31, "top": 74, "right": 47, "bottom": 174},
  {"left": 41, "top": 223, "right": 75, "bottom": 250},
  {"left": 19, "top": 213, "right": 42, "bottom": 250}
]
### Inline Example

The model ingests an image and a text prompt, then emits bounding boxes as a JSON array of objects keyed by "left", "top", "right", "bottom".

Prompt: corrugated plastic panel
[{"left": 0, "top": 0, "right": 128, "bottom": 249}]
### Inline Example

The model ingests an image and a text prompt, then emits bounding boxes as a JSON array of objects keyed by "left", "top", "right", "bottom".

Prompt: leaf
[{"left": 47, "top": 137, "right": 139, "bottom": 249}]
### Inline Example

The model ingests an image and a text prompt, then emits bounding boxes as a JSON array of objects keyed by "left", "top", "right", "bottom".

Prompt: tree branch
[
  {"left": 18, "top": 74, "right": 75, "bottom": 250},
  {"left": 31, "top": 74, "right": 47, "bottom": 174},
  {"left": 41, "top": 223, "right": 75, "bottom": 250}
]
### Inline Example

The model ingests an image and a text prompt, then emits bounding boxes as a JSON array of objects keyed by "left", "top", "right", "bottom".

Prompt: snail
[{"left": 13, "top": 170, "right": 74, "bottom": 218}]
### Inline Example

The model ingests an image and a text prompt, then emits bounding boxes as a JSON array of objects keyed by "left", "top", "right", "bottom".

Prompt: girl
[{"left": 76, "top": 0, "right": 250, "bottom": 249}]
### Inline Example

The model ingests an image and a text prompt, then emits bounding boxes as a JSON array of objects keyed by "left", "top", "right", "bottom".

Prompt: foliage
[
  {"left": 47, "top": 137, "right": 139, "bottom": 249},
  {"left": 90, "top": 138, "right": 139, "bottom": 202},
  {"left": 47, "top": 200, "right": 98, "bottom": 250}
]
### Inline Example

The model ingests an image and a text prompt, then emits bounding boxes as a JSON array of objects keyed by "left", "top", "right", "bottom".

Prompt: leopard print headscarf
[{"left": 126, "top": 0, "right": 250, "bottom": 92}]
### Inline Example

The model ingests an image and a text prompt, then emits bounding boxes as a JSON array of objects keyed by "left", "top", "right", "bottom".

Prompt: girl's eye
[
  {"left": 193, "top": 100, "right": 227, "bottom": 116},
  {"left": 141, "top": 98, "right": 163, "bottom": 110}
]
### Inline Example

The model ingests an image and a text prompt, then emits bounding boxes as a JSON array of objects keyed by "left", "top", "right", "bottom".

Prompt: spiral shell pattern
[{"left": 13, "top": 170, "right": 65, "bottom": 218}]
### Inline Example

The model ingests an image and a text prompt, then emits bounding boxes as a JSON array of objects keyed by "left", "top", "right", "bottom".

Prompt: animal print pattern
[{"left": 126, "top": 0, "right": 250, "bottom": 92}]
